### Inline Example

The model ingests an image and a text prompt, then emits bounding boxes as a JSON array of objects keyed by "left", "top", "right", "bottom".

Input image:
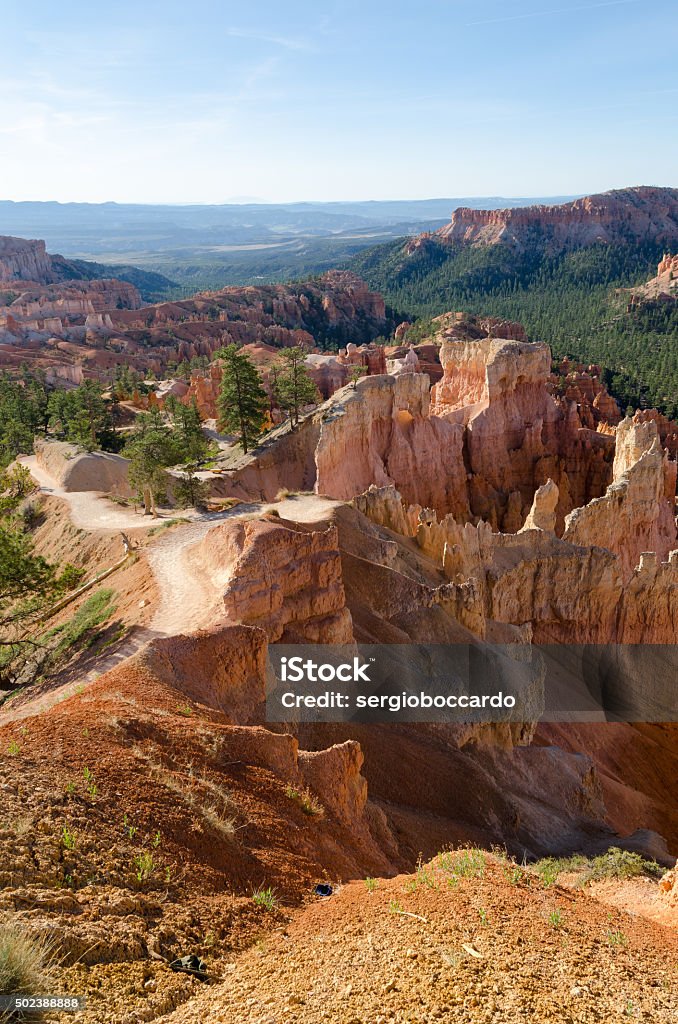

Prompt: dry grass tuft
[{"left": 0, "top": 919, "right": 57, "bottom": 1010}]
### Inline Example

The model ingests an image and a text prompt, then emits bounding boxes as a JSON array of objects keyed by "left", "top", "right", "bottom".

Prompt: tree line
[{"left": 349, "top": 238, "right": 678, "bottom": 419}]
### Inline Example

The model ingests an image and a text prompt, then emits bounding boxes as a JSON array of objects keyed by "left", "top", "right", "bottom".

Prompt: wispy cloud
[
  {"left": 224, "top": 27, "right": 313, "bottom": 51},
  {"left": 468, "top": 0, "right": 641, "bottom": 27}
]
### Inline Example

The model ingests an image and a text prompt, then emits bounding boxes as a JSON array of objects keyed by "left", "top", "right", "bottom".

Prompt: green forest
[{"left": 349, "top": 238, "right": 678, "bottom": 418}]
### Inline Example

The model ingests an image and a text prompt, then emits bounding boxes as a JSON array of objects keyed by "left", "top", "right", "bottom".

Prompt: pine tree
[
  {"left": 122, "top": 410, "right": 177, "bottom": 516},
  {"left": 273, "top": 347, "right": 319, "bottom": 428},
  {"left": 216, "top": 345, "right": 268, "bottom": 454},
  {"left": 165, "top": 396, "right": 209, "bottom": 463},
  {"left": 47, "top": 381, "right": 112, "bottom": 451}
]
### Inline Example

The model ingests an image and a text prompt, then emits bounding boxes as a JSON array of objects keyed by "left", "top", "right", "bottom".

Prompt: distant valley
[{"left": 0, "top": 195, "right": 576, "bottom": 296}]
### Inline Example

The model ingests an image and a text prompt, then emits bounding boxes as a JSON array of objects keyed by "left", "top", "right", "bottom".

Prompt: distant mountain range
[{"left": 0, "top": 196, "right": 578, "bottom": 259}]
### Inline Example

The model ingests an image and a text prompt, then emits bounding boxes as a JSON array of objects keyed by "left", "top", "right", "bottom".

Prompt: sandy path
[
  {"left": 1, "top": 464, "right": 341, "bottom": 723},
  {"left": 18, "top": 455, "right": 163, "bottom": 531}
]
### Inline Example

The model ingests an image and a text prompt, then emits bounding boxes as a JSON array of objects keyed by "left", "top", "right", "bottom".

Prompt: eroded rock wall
[
  {"left": 196, "top": 517, "right": 353, "bottom": 643},
  {"left": 563, "top": 418, "right": 677, "bottom": 577},
  {"left": 314, "top": 374, "right": 470, "bottom": 520},
  {"left": 430, "top": 336, "right": 615, "bottom": 530}
]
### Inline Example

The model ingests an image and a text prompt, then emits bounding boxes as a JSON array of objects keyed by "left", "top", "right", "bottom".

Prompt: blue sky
[{"left": 1, "top": 0, "right": 676, "bottom": 203}]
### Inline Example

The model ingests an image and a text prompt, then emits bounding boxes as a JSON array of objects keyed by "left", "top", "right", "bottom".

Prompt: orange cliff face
[
  {"left": 0, "top": 235, "right": 58, "bottom": 283},
  {"left": 419, "top": 187, "right": 678, "bottom": 251},
  {"left": 429, "top": 334, "right": 615, "bottom": 531}
]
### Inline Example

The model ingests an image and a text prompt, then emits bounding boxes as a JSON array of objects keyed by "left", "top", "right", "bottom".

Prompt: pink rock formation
[
  {"left": 0, "top": 261, "right": 388, "bottom": 387},
  {"left": 550, "top": 359, "right": 622, "bottom": 429},
  {"left": 197, "top": 517, "right": 354, "bottom": 643},
  {"left": 563, "top": 418, "right": 677, "bottom": 577},
  {"left": 629, "top": 252, "right": 678, "bottom": 304},
  {"left": 430, "top": 336, "right": 614, "bottom": 530},
  {"left": 0, "top": 236, "right": 57, "bottom": 283},
  {"left": 429, "top": 187, "right": 678, "bottom": 252},
  {"left": 519, "top": 479, "right": 559, "bottom": 533},
  {"left": 33, "top": 439, "right": 132, "bottom": 497},
  {"left": 5, "top": 279, "right": 141, "bottom": 318},
  {"left": 384, "top": 342, "right": 442, "bottom": 383},
  {"left": 314, "top": 374, "right": 470, "bottom": 520},
  {"left": 632, "top": 408, "right": 678, "bottom": 460}
]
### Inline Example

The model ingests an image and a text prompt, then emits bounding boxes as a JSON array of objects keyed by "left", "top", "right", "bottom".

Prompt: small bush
[
  {"left": 584, "top": 848, "right": 662, "bottom": 883},
  {"left": 252, "top": 886, "right": 278, "bottom": 911},
  {"left": 364, "top": 877, "right": 378, "bottom": 892},
  {"left": 133, "top": 851, "right": 155, "bottom": 882},
  {"left": 532, "top": 848, "right": 662, "bottom": 888},
  {"left": 0, "top": 920, "right": 56, "bottom": 1000},
  {"left": 285, "top": 785, "right": 323, "bottom": 817}
]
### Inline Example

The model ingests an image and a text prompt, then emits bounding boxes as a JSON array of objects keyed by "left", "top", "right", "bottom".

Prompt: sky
[{"left": 0, "top": 0, "right": 676, "bottom": 204}]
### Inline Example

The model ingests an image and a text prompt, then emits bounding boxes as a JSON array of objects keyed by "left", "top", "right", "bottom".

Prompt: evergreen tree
[
  {"left": 47, "top": 381, "right": 113, "bottom": 451},
  {"left": 122, "top": 410, "right": 177, "bottom": 515},
  {"left": 216, "top": 345, "right": 268, "bottom": 453},
  {"left": 0, "top": 372, "right": 49, "bottom": 466},
  {"left": 165, "top": 396, "right": 210, "bottom": 463},
  {"left": 273, "top": 347, "right": 320, "bottom": 428}
]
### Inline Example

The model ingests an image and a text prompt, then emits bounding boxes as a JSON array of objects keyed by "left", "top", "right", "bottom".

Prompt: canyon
[
  {"left": 0, "top": 233, "right": 391, "bottom": 387},
  {"left": 1, "top": 228, "right": 677, "bottom": 1022}
]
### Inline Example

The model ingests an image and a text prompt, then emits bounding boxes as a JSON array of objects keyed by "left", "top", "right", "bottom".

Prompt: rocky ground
[{"left": 48, "top": 855, "right": 678, "bottom": 1024}]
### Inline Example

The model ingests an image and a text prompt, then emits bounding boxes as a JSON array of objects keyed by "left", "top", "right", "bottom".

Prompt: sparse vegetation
[
  {"left": 365, "top": 877, "right": 378, "bottom": 892},
  {"left": 285, "top": 785, "right": 324, "bottom": 817},
  {"left": 252, "top": 886, "right": 278, "bottom": 911},
  {"left": 48, "top": 588, "right": 117, "bottom": 658},
  {"left": 0, "top": 464, "right": 85, "bottom": 691},
  {"left": 61, "top": 827, "right": 77, "bottom": 851},
  {"left": 133, "top": 850, "right": 155, "bottom": 882},
  {"left": 532, "top": 848, "right": 662, "bottom": 888},
  {"left": 147, "top": 760, "right": 238, "bottom": 840}
]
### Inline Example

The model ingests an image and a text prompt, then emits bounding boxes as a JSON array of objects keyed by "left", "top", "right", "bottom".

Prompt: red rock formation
[
  {"left": 430, "top": 187, "right": 678, "bottom": 252},
  {"left": 633, "top": 408, "right": 678, "bottom": 460},
  {"left": 0, "top": 267, "right": 388, "bottom": 386},
  {"left": 7, "top": 279, "right": 140, "bottom": 316},
  {"left": 563, "top": 418, "right": 677, "bottom": 577},
  {"left": 629, "top": 252, "right": 678, "bottom": 304},
  {"left": 0, "top": 236, "right": 57, "bottom": 283},
  {"left": 385, "top": 343, "right": 442, "bottom": 383},
  {"left": 550, "top": 358, "right": 622, "bottom": 429},
  {"left": 430, "top": 336, "right": 615, "bottom": 530}
]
